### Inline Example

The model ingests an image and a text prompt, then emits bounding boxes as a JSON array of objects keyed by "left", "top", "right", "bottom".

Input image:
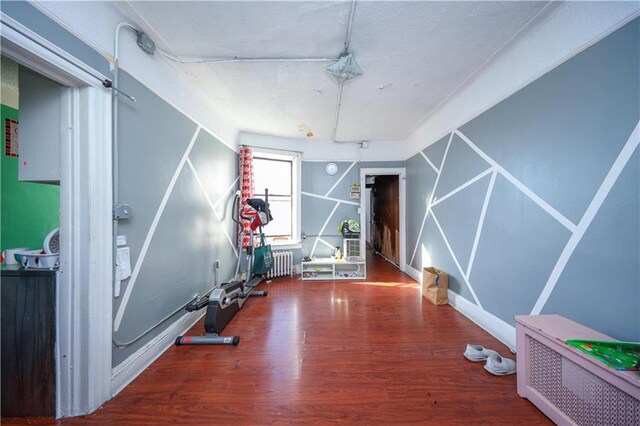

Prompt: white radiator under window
[{"left": 267, "top": 250, "right": 294, "bottom": 279}]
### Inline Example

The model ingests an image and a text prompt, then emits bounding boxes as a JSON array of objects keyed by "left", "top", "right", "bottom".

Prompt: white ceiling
[{"left": 117, "top": 1, "right": 549, "bottom": 142}]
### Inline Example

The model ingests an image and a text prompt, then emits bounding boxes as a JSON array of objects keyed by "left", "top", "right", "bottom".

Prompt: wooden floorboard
[{"left": 3, "top": 252, "right": 550, "bottom": 424}]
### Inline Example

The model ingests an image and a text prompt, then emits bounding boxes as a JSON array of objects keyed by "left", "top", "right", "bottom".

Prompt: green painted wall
[{"left": 1, "top": 104, "right": 60, "bottom": 253}]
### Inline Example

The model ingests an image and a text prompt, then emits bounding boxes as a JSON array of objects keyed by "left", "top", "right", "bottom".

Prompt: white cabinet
[
  {"left": 301, "top": 258, "right": 366, "bottom": 281},
  {"left": 18, "top": 67, "right": 67, "bottom": 183}
]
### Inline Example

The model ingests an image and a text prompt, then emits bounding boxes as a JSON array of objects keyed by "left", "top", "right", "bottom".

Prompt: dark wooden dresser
[{"left": 1, "top": 265, "right": 56, "bottom": 417}]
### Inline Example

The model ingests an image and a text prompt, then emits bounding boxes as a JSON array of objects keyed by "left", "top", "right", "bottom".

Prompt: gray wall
[
  {"left": 113, "top": 72, "right": 238, "bottom": 365},
  {"left": 406, "top": 18, "right": 640, "bottom": 341},
  {"left": 301, "top": 160, "right": 404, "bottom": 258}
]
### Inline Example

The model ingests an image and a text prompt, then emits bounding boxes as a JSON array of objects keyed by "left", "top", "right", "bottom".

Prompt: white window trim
[{"left": 250, "top": 147, "right": 301, "bottom": 246}]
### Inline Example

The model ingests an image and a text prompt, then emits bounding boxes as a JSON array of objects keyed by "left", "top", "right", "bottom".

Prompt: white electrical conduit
[
  {"left": 331, "top": 85, "right": 344, "bottom": 141},
  {"left": 344, "top": 0, "right": 358, "bottom": 51},
  {"left": 331, "top": 0, "right": 358, "bottom": 142},
  {"left": 150, "top": 0, "right": 359, "bottom": 143},
  {"left": 112, "top": 22, "right": 139, "bottom": 209},
  {"left": 156, "top": 48, "right": 337, "bottom": 64},
  {"left": 111, "top": 22, "right": 140, "bottom": 320}
]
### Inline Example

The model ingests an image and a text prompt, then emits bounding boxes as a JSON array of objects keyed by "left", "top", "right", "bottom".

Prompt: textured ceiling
[{"left": 117, "top": 1, "right": 549, "bottom": 142}]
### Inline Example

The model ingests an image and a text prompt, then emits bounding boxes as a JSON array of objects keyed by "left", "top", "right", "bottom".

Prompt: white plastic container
[{"left": 15, "top": 250, "right": 59, "bottom": 269}]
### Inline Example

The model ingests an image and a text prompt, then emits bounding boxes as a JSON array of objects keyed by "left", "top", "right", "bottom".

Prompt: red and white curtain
[{"left": 238, "top": 145, "right": 254, "bottom": 248}]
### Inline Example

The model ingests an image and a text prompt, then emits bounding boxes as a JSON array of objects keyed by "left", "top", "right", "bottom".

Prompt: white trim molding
[
  {"left": 404, "top": 263, "right": 422, "bottom": 285},
  {"left": 2, "top": 19, "right": 115, "bottom": 416},
  {"left": 111, "top": 311, "right": 204, "bottom": 397},
  {"left": 360, "top": 167, "right": 407, "bottom": 272},
  {"left": 404, "top": 265, "right": 516, "bottom": 351},
  {"left": 447, "top": 291, "right": 516, "bottom": 352}
]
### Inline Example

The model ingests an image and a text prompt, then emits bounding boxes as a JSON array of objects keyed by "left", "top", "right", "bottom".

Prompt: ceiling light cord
[{"left": 156, "top": 48, "right": 337, "bottom": 64}]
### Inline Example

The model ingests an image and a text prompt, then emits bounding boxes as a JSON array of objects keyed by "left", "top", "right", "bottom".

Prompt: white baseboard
[
  {"left": 447, "top": 290, "right": 516, "bottom": 351},
  {"left": 404, "top": 264, "right": 422, "bottom": 285},
  {"left": 111, "top": 310, "right": 203, "bottom": 397},
  {"left": 404, "top": 264, "right": 516, "bottom": 351}
]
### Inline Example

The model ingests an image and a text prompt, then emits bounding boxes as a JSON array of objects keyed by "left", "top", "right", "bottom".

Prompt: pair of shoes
[
  {"left": 463, "top": 344, "right": 498, "bottom": 362},
  {"left": 484, "top": 353, "right": 517, "bottom": 376},
  {"left": 463, "top": 344, "right": 517, "bottom": 375}
]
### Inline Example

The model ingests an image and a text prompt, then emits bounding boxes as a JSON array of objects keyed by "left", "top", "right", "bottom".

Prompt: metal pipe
[
  {"left": 112, "top": 296, "right": 197, "bottom": 347},
  {"left": 113, "top": 261, "right": 223, "bottom": 347},
  {"left": 112, "top": 22, "right": 138, "bottom": 208},
  {"left": 112, "top": 22, "right": 139, "bottom": 302},
  {"left": 156, "top": 48, "right": 336, "bottom": 64},
  {"left": 333, "top": 0, "right": 357, "bottom": 141},
  {"left": 345, "top": 0, "right": 358, "bottom": 51},
  {"left": 331, "top": 84, "right": 344, "bottom": 141}
]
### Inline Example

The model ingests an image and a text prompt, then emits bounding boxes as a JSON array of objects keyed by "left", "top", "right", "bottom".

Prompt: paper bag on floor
[{"left": 422, "top": 267, "right": 449, "bottom": 305}]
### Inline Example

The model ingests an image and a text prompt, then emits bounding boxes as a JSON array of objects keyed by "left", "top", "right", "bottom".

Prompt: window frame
[{"left": 251, "top": 148, "right": 301, "bottom": 248}]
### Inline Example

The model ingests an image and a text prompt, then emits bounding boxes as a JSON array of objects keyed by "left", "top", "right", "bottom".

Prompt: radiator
[
  {"left": 267, "top": 250, "right": 294, "bottom": 279},
  {"left": 516, "top": 315, "right": 640, "bottom": 426}
]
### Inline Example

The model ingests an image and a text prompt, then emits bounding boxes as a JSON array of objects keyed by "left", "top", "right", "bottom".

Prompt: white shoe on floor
[
  {"left": 484, "top": 353, "right": 517, "bottom": 375},
  {"left": 463, "top": 344, "right": 499, "bottom": 362}
]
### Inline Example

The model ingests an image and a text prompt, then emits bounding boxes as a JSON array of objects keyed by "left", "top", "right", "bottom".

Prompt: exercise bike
[{"left": 175, "top": 189, "right": 272, "bottom": 346}]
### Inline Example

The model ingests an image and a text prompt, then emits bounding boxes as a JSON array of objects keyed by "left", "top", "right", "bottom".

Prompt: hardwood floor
[{"left": 3, "top": 252, "right": 550, "bottom": 424}]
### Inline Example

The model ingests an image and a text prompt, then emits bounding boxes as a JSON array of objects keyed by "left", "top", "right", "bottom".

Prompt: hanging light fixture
[{"left": 325, "top": 53, "right": 363, "bottom": 84}]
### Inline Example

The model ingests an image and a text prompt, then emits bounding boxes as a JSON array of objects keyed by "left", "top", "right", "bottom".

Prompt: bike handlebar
[{"left": 232, "top": 188, "right": 270, "bottom": 226}]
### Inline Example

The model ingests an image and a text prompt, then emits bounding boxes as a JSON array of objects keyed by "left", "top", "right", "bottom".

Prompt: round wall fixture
[{"left": 326, "top": 162, "right": 338, "bottom": 176}]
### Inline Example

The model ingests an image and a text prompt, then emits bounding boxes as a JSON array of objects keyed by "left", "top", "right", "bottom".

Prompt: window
[{"left": 252, "top": 149, "right": 300, "bottom": 246}]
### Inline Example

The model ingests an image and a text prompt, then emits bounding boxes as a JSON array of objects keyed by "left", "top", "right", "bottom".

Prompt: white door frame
[
  {"left": 1, "top": 14, "right": 113, "bottom": 417},
  {"left": 360, "top": 168, "right": 406, "bottom": 271}
]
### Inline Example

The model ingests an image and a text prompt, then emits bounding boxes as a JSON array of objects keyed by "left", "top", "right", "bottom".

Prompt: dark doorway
[{"left": 367, "top": 174, "right": 400, "bottom": 265}]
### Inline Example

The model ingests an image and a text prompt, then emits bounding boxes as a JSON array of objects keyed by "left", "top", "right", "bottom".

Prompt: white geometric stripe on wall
[
  {"left": 301, "top": 191, "right": 359, "bottom": 206},
  {"left": 114, "top": 126, "right": 201, "bottom": 332},
  {"left": 431, "top": 167, "right": 492, "bottom": 209},
  {"left": 409, "top": 132, "right": 452, "bottom": 265},
  {"left": 311, "top": 201, "right": 340, "bottom": 257},
  {"left": 114, "top": 126, "right": 240, "bottom": 332},
  {"left": 302, "top": 161, "right": 360, "bottom": 258},
  {"left": 325, "top": 161, "right": 357, "bottom": 197},
  {"left": 531, "top": 121, "right": 640, "bottom": 314},
  {"left": 455, "top": 130, "right": 577, "bottom": 233},
  {"left": 430, "top": 210, "right": 483, "bottom": 307},
  {"left": 213, "top": 175, "right": 241, "bottom": 219},
  {"left": 186, "top": 158, "right": 239, "bottom": 259},
  {"left": 420, "top": 150, "right": 440, "bottom": 174},
  {"left": 431, "top": 172, "right": 493, "bottom": 275},
  {"left": 410, "top": 119, "right": 640, "bottom": 318},
  {"left": 466, "top": 170, "right": 497, "bottom": 280}
]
